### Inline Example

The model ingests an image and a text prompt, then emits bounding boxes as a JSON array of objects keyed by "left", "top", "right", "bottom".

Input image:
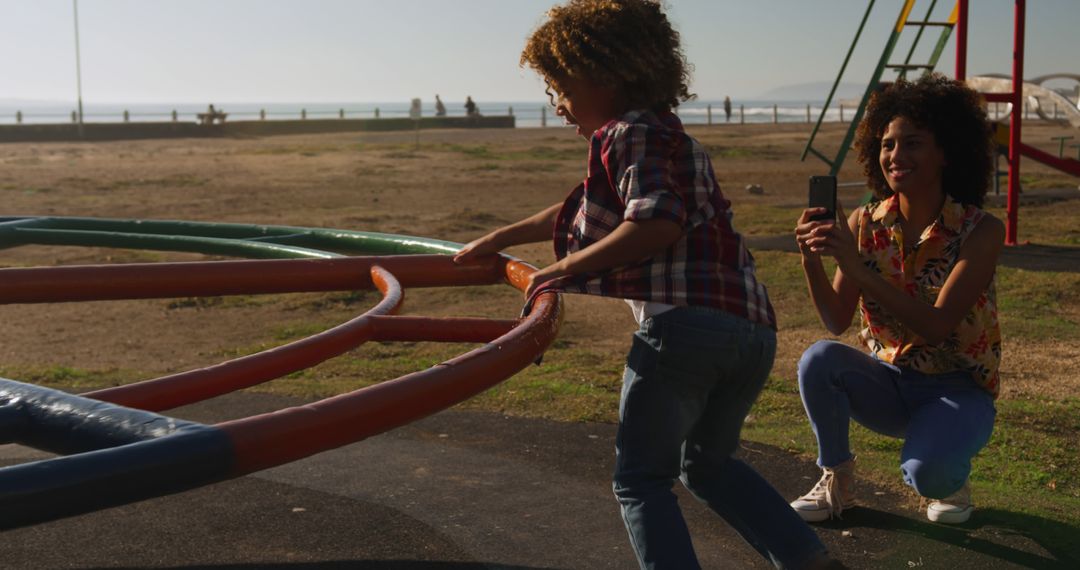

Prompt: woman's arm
[
  {"left": 809, "top": 207, "right": 1005, "bottom": 345},
  {"left": 453, "top": 202, "right": 562, "bottom": 263},
  {"left": 524, "top": 217, "right": 683, "bottom": 297},
  {"left": 796, "top": 207, "right": 862, "bottom": 335}
]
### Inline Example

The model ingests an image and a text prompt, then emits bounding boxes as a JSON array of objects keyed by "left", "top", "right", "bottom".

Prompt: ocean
[{"left": 0, "top": 99, "right": 851, "bottom": 128}]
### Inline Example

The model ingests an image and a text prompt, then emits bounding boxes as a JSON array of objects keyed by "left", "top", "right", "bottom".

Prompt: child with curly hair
[
  {"left": 456, "top": 1, "right": 834, "bottom": 567},
  {"left": 791, "top": 74, "right": 1002, "bottom": 525}
]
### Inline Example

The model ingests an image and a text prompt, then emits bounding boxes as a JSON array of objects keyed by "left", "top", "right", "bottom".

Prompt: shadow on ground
[{"left": 814, "top": 506, "right": 1080, "bottom": 569}]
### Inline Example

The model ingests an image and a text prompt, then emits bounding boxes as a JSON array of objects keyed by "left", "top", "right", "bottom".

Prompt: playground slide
[
  {"left": 969, "top": 76, "right": 1080, "bottom": 178},
  {"left": 966, "top": 75, "right": 1080, "bottom": 129}
]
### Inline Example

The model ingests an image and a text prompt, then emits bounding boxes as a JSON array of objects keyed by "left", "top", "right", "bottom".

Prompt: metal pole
[{"left": 73, "top": 0, "right": 85, "bottom": 138}]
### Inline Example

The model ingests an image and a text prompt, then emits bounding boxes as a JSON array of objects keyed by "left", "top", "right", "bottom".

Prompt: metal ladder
[{"left": 801, "top": 0, "right": 959, "bottom": 176}]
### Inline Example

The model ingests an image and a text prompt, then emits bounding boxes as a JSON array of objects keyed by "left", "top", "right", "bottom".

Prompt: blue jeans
[
  {"left": 614, "top": 307, "right": 827, "bottom": 570},
  {"left": 797, "top": 340, "right": 996, "bottom": 499}
]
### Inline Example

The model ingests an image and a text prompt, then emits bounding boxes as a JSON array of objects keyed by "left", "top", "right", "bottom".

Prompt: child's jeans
[
  {"left": 797, "top": 340, "right": 996, "bottom": 499},
  {"left": 614, "top": 307, "right": 827, "bottom": 570}
]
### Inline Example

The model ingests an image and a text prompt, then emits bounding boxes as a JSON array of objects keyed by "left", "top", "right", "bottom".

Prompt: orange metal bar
[{"left": 0, "top": 255, "right": 503, "bottom": 304}]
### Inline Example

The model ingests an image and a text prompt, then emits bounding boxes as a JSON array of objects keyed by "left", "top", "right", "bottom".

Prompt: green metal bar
[
  {"left": 801, "top": 0, "right": 877, "bottom": 163},
  {"left": 6, "top": 228, "right": 341, "bottom": 259},
  {"left": 828, "top": 0, "right": 917, "bottom": 177},
  {"left": 899, "top": 0, "right": 940, "bottom": 80},
  {"left": 806, "top": 146, "right": 835, "bottom": 168},
  {"left": 923, "top": 3, "right": 960, "bottom": 77},
  {"left": 0, "top": 216, "right": 463, "bottom": 256}
]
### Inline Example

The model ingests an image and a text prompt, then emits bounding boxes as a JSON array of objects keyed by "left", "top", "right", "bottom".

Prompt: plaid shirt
[{"left": 551, "top": 110, "right": 776, "bottom": 329}]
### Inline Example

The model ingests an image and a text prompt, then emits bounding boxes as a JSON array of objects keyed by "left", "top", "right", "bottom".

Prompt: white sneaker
[
  {"left": 927, "top": 481, "right": 973, "bottom": 524},
  {"left": 791, "top": 458, "right": 857, "bottom": 522}
]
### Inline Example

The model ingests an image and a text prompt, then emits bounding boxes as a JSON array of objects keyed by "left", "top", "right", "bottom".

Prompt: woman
[{"left": 791, "top": 74, "right": 1003, "bottom": 525}]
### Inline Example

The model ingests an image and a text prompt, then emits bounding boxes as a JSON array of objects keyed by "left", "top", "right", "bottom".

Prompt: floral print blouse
[{"left": 856, "top": 194, "right": 1002, "bottom": 397}]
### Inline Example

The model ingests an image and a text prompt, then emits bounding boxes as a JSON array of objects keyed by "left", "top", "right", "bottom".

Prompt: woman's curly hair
[
  {"left": 521, "top": 0, "right": 695, "bottom": 113},
  {"left": 855, "top": 73, "right": 994, "bottom": 207}
]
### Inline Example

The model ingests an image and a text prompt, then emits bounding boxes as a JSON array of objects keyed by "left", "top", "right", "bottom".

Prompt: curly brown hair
[
  {"left": 855, "top": 73, "right": 994, "bottom": 207},
  {"left": 520, "top": 0, "right": 695, "bottom": 113}
]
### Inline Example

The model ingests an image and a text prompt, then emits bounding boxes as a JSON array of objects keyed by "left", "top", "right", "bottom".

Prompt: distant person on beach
[
  {"left": 464, "top": 96, "right": 479, "bottom": 117},
  {"left": 435, "top": 94, "right": 447, "bottom": 117},
  {"left": 723, "top": 95, "right": 732, "bottom": 122},
  {"left": 454, "top": 1, "right": 836, "bottom": 568},
  {"left": 790, "top": 74, "right": 1002, "bottom": 526},
  {"left": 201, "top": 104, "right": 225, "bottom": 125}
]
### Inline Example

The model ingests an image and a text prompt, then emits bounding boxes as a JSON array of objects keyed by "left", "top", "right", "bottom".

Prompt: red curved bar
[
  {"left": 218, "top": 291, "right": 562, "bottom": 475},
  {"left": 0, "top": 255, "right": 503, "bottom": 304},
  {"left": 5, "top": 251, "right": 562, "bottom": 475},
  {"left": 68, "top": 255, "right": 538, "bottom": 413},
  {"left": 83, "top": 266, "right": 402, "bottom": 411}
]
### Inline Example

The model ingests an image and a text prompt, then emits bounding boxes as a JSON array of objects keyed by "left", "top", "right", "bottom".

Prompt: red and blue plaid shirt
[{"left": 551, "top": 110, "right": 776, "bottom": 329}]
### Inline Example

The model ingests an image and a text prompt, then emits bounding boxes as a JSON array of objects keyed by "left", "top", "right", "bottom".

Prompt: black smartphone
[{"left": 808, "top": 175, "right": 837, "bottom": 222}]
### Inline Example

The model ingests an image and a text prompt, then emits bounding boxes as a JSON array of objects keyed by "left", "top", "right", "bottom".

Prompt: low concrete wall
[{"left": 0, "top": 115, "right": 514, "bottom": 143}]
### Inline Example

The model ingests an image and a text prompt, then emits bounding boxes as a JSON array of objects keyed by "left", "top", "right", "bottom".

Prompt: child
[
  {"left": 455, "top": 1, "right": 834, "bottom": 567},
  {"left": 790, "top": 74, "right": 1002, "bottom": 525}
]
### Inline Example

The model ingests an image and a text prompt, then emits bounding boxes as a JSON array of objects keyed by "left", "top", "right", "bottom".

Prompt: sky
[{"left": 2, "top": 0, "right": 1079, "bottom": 105}]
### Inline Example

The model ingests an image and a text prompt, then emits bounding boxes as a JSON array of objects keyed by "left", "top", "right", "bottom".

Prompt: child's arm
[
  {"left": 524, "top": 217, "right": 682, "bottom": 297},
  {"left": 807, "top": 204, "right": 1005, "bottom": 345},
  {"left": 453, "top": 203, "right": 562, "bottom": 263}
]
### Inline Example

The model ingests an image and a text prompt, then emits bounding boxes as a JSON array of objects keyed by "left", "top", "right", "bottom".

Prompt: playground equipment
[
  {"left": 802, "top": 0, "right": 1080, "bottom": 246},
  {"left": 0, "top": 216, "right": 562, "bottom": 529}
]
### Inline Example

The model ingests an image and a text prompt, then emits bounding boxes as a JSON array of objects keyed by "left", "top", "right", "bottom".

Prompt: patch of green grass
[
  {"left": 996, "top": 267, "right": 1080, "bottom": 340},
  {"left": 440, "top": 143, "right": 581, "bottom": 162},
  {"left": 705, "top": 145, "right": 756, "bottom": 159},
  {"left": 0, "top": 365, "right": 142, "bottom": 390},
  {"left": 985, "top": 200, "right": 1080, "bottom": 246},
  {"left": 732, "top": 204, "right": 802, "bottom": 235},
  {"left": 750, "top": 250, "right": 829, "bottom": 329},
  {"left": 466, "top": 163, "right": 501, "bottom": 172},
  {"left": 98, "top": 174, "right": 208, "bottom": 191},
  {"left": 248, "top": 144, "right": 344, "bottom": 156},
  {"left": 21, "top": 187, "right": 56, "bottom": 195}
]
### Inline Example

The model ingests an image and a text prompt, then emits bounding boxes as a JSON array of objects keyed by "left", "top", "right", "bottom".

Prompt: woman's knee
[
  {"left": 901, "top": 456, "right": 969, "bottom": 499},
  {"left": 797, "top": 340, "right": 851, "bottom": 390}
]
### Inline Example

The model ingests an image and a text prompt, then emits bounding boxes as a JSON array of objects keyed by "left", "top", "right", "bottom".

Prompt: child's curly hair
[
  {"left": 521, "top": 0, "right": 694, "bottom": 113},
  {"left": 855, "top": 73, "right": 994, "bottom": 207}
]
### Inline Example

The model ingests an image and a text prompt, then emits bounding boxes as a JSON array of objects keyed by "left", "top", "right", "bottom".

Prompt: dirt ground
[{"left": 0, "top": 121, "right": 1078, "bottom": 399}]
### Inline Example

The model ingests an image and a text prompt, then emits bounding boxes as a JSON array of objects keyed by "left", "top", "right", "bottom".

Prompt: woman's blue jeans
[
  {"left": 614, "top": 307, "right": 827, "bottom": 570},
  {"left": 797, "top": 340, "right": 996, "bottom": 499}
]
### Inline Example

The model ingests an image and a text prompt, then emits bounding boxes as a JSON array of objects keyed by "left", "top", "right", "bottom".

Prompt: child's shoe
[
  {"left": 790, "top": 458, "right": 857, "bottom": 522},
  {"left": 926, "top": 480, "right": 973, "bottom": 524}
]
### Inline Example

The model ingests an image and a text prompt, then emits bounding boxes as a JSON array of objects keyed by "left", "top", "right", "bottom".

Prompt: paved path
[{"left": 1, "top": 392, "right": 1072, "bottom": 569}]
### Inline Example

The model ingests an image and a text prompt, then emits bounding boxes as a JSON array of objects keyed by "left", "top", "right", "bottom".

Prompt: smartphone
[{"left": 808, "top": 175, "right": 837, "bottom": 222}]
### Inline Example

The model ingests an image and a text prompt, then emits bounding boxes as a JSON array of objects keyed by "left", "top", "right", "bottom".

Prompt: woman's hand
[
  {"left": 795, "top": 208, "right": 829, "bottom": 258},
  {"left": 804, "top": 203, "right": 861, "bottom": 272}
]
